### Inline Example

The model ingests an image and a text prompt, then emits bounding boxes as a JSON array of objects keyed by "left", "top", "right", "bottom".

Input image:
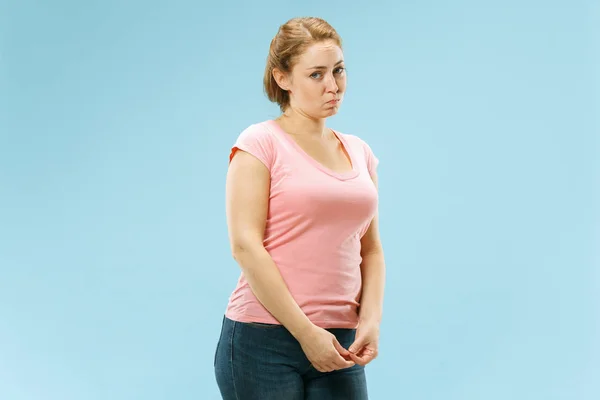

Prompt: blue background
[{"left": 1, "top": 0, "right": 598, "bottom": 399}]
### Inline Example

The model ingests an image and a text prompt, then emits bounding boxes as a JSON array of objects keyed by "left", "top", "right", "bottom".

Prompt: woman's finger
[
  {"left": 348, "top": 348, "right": 377, "bottom": 366},
  {"left": 348, "top": 351, "right": 368, "bottom": 366},
  {"left": 331, "top": 350, "right": 355, "bottom": 369}
]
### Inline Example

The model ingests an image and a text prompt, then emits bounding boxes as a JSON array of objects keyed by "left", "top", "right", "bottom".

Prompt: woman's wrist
[
  {"left": 358, "top": 310, "right": 382, "bottom": 325},
  {"left": 287, "top": 318, "right": 317, "bottom": 342}
]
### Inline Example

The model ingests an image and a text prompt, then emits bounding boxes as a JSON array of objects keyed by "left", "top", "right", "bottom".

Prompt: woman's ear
[{"left": 272, "top": 68, "right": 291, "bottom": 91}]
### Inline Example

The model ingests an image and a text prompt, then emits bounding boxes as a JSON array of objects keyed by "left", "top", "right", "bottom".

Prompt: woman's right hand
[{"left": 296, "top": 325, "right": 355, "bottom": 372}]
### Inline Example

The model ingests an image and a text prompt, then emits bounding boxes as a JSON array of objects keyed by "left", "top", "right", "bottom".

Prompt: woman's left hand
[{"left": 347, "top": 319, "right": 380, "bottom": 366}]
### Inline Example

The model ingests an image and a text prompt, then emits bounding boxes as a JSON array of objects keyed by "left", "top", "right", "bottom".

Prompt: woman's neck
[{"left": 277, "top": 110, "right": 329, "bottom": 138}]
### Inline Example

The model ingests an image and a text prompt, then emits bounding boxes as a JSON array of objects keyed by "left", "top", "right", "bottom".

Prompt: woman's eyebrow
[{"left": 306, "top": 59, "right": 344, "bottom": 70}]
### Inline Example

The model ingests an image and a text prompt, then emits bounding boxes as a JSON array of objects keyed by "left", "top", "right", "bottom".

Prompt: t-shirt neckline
[{"left": 266, "top": 119, "right": 360, "bottom": 181}]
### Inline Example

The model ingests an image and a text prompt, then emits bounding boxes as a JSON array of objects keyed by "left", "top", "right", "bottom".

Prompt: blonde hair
[{"left": 263, "top": 17, "right": 343, "bottom": 112}]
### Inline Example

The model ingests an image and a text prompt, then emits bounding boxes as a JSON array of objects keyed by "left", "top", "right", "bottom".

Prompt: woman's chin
[{"left": 321, "top": 105, "right": 341, "bottom": 118}]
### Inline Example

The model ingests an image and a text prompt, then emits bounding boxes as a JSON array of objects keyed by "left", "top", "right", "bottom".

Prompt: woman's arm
[
  {"left": 358, "top": 172, "right": 386, "bottom": 325},
  {"left": 226, "top": 149, "right": 313, "bottom": 339}
]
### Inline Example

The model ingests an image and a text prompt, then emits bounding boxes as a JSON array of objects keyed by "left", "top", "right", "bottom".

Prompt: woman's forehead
[{"left": 296, "top": 41, "right": 344, "bottom": 67}]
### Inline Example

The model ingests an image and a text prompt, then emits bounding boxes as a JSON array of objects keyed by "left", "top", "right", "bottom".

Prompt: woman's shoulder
[
  {"left": 334, "top": 129, "right": 375, "bottom": 153},
  {"left": 236, "top": 120, "right": 277, "bottom": 142},
  {"left": 334, "top": 128, "right": 379, "bottom": 173},
  {"left": 230, "top": 120, "right": 278, "bottom": 170}
]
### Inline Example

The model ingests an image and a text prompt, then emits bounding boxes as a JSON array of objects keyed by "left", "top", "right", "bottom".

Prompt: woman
[{"left": 214, "top": 16, "right": 386, "bottom": 400}]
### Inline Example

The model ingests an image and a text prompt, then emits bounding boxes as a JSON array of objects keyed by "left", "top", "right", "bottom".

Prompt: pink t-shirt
[{"left": 224, "top": 120, "right": 379, "bottom": 329}]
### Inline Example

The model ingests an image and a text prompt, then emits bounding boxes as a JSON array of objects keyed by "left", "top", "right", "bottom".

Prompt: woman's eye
[{"left": 311, "top": 67, "right": 345, "bottom": 79}]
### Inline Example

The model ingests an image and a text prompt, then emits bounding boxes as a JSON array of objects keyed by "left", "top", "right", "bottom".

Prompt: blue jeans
[{"left": 214, "top": 316, "right": 369, "bottom": 400}]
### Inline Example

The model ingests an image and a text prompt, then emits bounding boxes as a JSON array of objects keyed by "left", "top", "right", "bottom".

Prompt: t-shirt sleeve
[
  {"left": 363, "top": 139, "right": 379, "bottom": 176},
  {"left": 229, "top": 124, "right": 274, "bottom": 171}
]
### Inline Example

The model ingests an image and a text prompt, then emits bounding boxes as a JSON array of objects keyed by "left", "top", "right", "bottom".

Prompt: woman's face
[{"left": 277, "top": 40, "right": 346, "bottom": 119}]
